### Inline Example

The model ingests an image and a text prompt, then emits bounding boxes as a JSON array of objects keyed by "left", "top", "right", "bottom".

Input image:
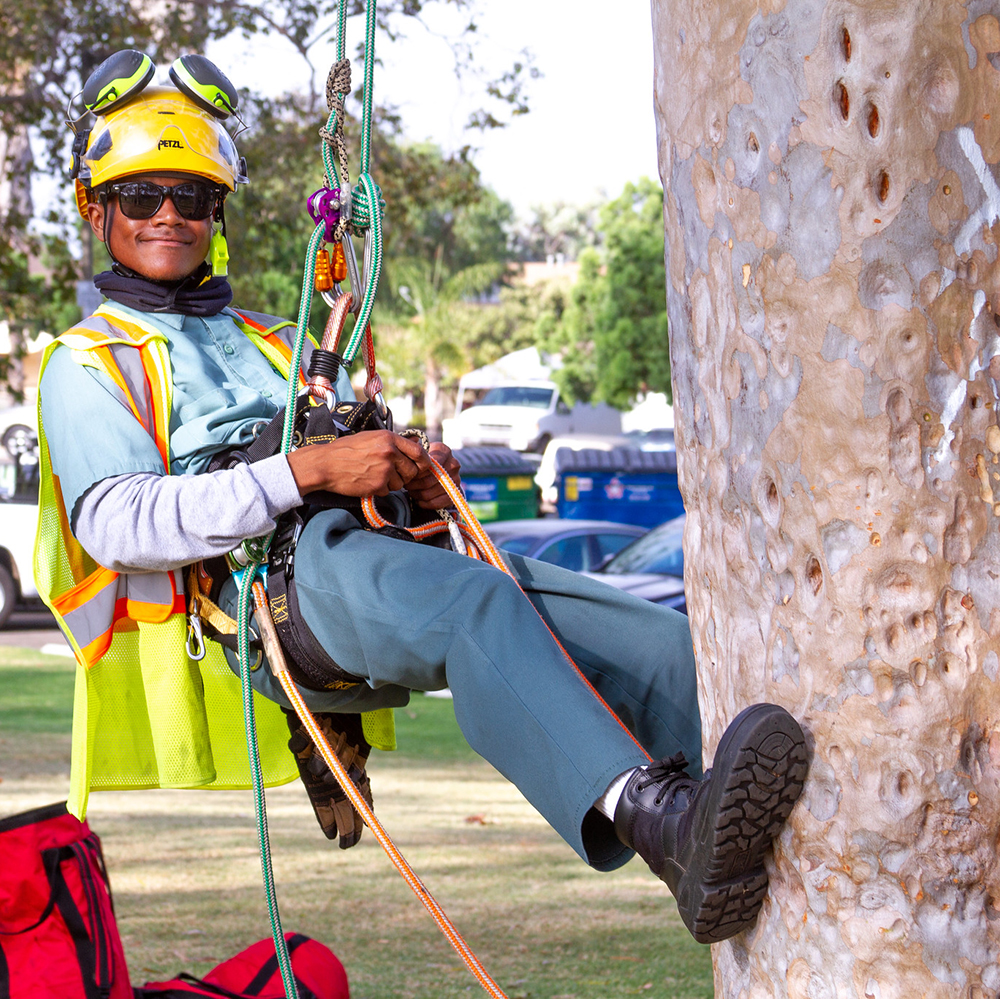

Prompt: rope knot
[
  {"left": 349, "top": 175, "right": 385, "bottom": 230},
  {"left": 326, "top": 59, "right": 352, "bottom": 108}
]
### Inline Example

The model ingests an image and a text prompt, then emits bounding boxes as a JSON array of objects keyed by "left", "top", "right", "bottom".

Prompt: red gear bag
[
  {"left": 134, "top": 933, "right": 349, "bottom": 998},
  {"left": 0, "top": 801, "right": 132, "bottom": 999}
]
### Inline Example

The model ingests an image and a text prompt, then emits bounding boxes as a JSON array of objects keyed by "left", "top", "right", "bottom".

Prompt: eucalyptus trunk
[{"left": 651, "top": 1, "right": 1000, "bottom": 995}]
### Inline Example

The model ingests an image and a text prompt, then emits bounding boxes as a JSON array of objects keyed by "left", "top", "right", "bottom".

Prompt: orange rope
[
  {"left": 250, "top": 581, "right": 509, "bottom": 999},
  {"left": 360, "top": 498, "right": 485, "bottom": 551}
]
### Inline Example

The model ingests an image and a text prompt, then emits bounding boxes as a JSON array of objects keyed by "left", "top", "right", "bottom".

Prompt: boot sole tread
[
  {"left": 675, "top": 705, "right": 808, "bottom": 942},
  {"left": 685, "top": 871, "right": 770, "bottom": 944}
]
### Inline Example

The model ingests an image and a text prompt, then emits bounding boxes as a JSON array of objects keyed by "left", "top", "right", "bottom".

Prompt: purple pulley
[{"left": 307, "top": 187, "right": 342, "bottom": 242}]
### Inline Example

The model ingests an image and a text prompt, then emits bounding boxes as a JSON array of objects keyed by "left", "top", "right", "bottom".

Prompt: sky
[{"left": 211, "top": 0, "right": 662, "bottom": 219}]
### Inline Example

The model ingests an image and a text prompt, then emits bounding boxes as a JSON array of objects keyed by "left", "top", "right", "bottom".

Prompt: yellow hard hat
[{"left": 79, "top": 86, "right": 248, "bottom": 193}]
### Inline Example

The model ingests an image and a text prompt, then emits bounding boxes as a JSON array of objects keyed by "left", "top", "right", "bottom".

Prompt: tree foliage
[
  {"left": 0, "top": 221, "right": 81, "bottom": 398},
  {"left": 512, "top": 200, "right": 600, "bottom": 263},
  {"left": 541, "top": 178, "right": 670, "bottom": 409},
  {"left": 0, "top": 0, "right": 534, "bottom": 384},
  {"left": 222, "top": 95, "right": 514, "bottom": 322}
]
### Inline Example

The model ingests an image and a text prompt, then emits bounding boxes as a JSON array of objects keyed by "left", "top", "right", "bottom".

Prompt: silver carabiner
[
  {"left": 443, "top": 511, "right": 467, "bottom": 556},
  {"left": 371, "top": 390, "right": 392, "bottom": 430},
  {"left": 341, "top": 232, "right": 363, "bottom": 316},
  {"left": 186, "top": 613, "right": 206, "bottom": 661}
]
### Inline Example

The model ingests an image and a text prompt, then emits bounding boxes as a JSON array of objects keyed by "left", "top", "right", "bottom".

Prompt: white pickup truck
[{"left": 442, "top": 380, "right": 621, "bottom": 454}]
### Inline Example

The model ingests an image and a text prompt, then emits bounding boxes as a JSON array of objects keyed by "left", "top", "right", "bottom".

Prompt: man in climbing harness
[{"left": 37, "top": 52, "right": 809, "bottom": 946}]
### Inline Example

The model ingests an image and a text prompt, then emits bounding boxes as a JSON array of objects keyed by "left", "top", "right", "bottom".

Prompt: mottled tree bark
[
  {"left": 0, "top": 127, "right": 33, "bottom": 224},
  {"left": 651, "top": 1, "right": 1000, "bottom": 996}
]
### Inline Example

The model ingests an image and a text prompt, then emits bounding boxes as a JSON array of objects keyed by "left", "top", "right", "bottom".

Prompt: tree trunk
[
  {"left": 651, "top": 1, "right": 1000, "bottom": 996},
  {"left": 0, "top": 126, "right": 33, "bottom": 223},
  {"left": 423, "top": 357, "right": 444, "bottom": 438}
]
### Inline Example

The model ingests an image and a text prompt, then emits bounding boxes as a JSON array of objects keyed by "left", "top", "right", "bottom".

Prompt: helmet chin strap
[{"left": 100, "top": 189, "right": 119, "bottom": 266}]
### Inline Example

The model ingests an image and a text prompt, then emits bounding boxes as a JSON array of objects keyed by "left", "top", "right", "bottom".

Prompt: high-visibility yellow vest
[{"left": 34, "top": 303, "right": 392, "bottom": 820}]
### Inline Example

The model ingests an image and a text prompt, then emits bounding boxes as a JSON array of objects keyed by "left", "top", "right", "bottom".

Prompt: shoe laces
[{"left": 636, "top": 753, "right": 698, "bottom": 807}]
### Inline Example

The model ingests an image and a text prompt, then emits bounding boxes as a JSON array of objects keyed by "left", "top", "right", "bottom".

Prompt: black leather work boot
[{"left": 614, "top": 702, "right": 808, "bottom": 944}]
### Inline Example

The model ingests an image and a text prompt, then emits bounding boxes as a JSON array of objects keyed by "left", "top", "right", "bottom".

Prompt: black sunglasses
[{"left": 106, "top": 180, "right": 222, "bottom": 220}]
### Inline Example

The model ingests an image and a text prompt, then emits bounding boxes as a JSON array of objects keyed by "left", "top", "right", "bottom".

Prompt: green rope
[
  {"left": 341, "top": 172, "right": 383, "bottom": 363},
  {"left": 283, "top": 223, "right": 327, "bottom": 451},
  {"left": 237, "top": 565, "right": 299, "bottom": 999},
  {"left": 336, "top": 0, "right": 348, "bottom": 62},
  {"left": 359, "top": 0, "right": 377, "bottom": 176}
]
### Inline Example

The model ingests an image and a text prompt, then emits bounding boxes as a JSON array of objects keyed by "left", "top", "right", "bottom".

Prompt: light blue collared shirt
[{"left": 40, "top": 302, "right": 351, "bottom": 520}]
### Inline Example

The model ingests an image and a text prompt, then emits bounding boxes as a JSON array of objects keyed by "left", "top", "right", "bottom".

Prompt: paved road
[{"left": 0, "top": 607, "right": 66, "bottom": 650}]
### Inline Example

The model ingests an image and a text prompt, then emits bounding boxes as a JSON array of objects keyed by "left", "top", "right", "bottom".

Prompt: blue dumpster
[
  {"left": 454, "top": 447, "right": 540, "bottom": 522},
  {"left": 555, "top": 447, "right": 683, "bottom": 527}
]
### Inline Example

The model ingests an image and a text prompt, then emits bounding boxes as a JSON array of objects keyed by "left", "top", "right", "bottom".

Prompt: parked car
[
  {"left": 0, "top": 403, "right": 38, "bottom": 460},
  {"left": 0, "top": 451, "right": 41, "bottom": 628},
  {"left": 623, "top": 427, "right": 675, "bottom": 451},
  {"left": 443, "top": 381, "right": 621, "bottom": 453},
  {"left": 583, "top": 514, "right": 687, "bottom": 613},
  {"left": 0, "top": 402, "right": 43, "bottom": 626},
  {"left": 484, "top": 518, "right": 647, "bottom": 573}
]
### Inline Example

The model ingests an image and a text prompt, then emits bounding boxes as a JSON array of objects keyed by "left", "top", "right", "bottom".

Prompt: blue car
[
  {"left": 583, "top": 514, "right": 687, "bottom": 613},
  {"left": 484, "top": 518, "right": 647, "bottom": 573}
]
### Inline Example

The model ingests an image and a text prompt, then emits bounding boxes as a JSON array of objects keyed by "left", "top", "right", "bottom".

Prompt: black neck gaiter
[{"left": 92, "top": 262, "right": 234, "bottom": 316}]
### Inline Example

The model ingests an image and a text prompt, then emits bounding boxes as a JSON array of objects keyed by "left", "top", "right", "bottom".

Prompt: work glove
[{"left": 284, "top": 710, "right": 373, "bottom": 849}]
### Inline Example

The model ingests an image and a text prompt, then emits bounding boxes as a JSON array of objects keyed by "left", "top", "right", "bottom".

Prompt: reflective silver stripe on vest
[
  {"left": 125, "top": 570, "right": 176, "bottom": 607},
  {"left": 107, "top": 342, "right": 154, "bottom": 428},
  {"left": 61, "top": 574, "right": 126, "bottom": 652},
  {"left": 71, "top": 316, "right": 119, "bottom": 337}
]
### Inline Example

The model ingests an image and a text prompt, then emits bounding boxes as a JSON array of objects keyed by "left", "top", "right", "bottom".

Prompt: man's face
[{"left": 86, "top": 173, "right": 217, "bottom": 282}]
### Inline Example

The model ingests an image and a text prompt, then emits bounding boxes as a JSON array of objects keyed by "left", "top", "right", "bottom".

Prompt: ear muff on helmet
[
  {"left": 82, "top": 50, "right": 155, "bottom": 115},
  {"left": 169, "top": 54, "right": 239, "bottom": 120},
  {"left": 79, "top": 50, "right": 239, "bottom": 123}
]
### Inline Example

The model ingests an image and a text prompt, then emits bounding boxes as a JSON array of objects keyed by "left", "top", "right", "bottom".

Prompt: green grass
[
  {"left": 0, "top": 650, "right": 478, "bottom": 759},
  {"left": 0, "top": 647, "right": 715, "bottom": 998},
  {"left": 0, "top": 651, "right": 76, "bottom": 733},
  {"left": 391, "top": 694, "right": 483, "bottom": 763}
]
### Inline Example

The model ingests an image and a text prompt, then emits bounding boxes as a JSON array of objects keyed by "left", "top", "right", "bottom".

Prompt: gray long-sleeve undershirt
[{"left": 72, "top": 454, "right": 304, "bottom": 573}]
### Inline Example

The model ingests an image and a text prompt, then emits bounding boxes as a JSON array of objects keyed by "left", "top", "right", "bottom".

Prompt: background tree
[
  {"left": 542, "top": 177, "right": 670, "bottom": 408},
  {"left": 652, "top": 0, "right": 1000, "bottom": 995},
  {"left": 380, "top": 272, "right": 557, "bottom": 427},
  {"left": 0, "top": 0, "right": 535, "bottom": 365},
  {"left": 383, "top": 252, "right": 506, "bottom": 432},
  {"left": 512, "top": 199, "right": 600, "bottom": 262}
]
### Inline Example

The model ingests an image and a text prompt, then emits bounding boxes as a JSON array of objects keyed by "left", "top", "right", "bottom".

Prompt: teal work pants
[{"left": 234, "top": 509, "right": 702, "bottom": 870}]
